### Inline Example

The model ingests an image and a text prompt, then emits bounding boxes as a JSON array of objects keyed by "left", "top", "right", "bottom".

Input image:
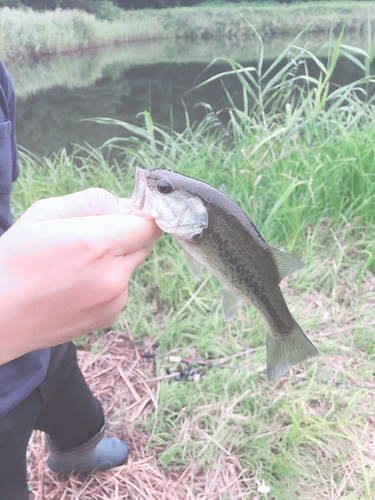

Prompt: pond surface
[{"left": 8, "top": 32, "right": 373, "bottom": 157}]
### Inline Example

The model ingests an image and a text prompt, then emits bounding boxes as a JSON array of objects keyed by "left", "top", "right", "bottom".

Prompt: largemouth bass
[{"left": 131, "top": 167, "right": 318, "bottom": 380}]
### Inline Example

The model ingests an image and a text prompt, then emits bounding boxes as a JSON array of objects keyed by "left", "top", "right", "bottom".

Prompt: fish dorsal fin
[
  {"left": 270, "top": 246, "right": 305, "bottom": 281},
  {"left": 183, "top": 249, "right": 203, "bottom": 281},
  {"left": 221, "top": 285, "right": 243, "bottom": 322}
]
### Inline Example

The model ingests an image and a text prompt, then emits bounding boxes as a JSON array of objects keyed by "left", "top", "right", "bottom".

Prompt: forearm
[{"left": 0, "top": 282, "right": 43, "bottom": 364}]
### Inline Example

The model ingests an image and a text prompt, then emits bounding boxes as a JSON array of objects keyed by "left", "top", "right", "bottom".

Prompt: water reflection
[{"left": 10, "top": 33, "right": 372, "bottom": 156}]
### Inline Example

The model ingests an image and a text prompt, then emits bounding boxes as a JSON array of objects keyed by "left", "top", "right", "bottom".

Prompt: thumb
[
  {"left": 36, "top": 213, "right": 162, "bottom": 256},
  {"left": 23, "top": 188, "right": 132, "bottom": 222},
  {"left": 89, "top": 214, "right": 162, "bottom": 255}
]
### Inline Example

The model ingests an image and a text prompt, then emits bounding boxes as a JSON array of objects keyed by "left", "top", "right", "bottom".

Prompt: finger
[
  {"left": 87, "top": 286, "right": 130, "bottom": 332},
  {"left": 97, "top": 215, "right": 162, "bottom": 255},
  {"left": 105, "top": 287, "right": 129, "bottom": 324},
  {"left": 24, "top": 189, "right": 131, "bottom": 221},
  {"left": 37, "top": 214, "right": 162, "bottom": 255},
  {"left": 92, "top": 248, "right": 154, "bottom": 307},
  {"left": 118, "top": 198, "right": 133, "bottom": 210},
  {"left": 120, "top": 246, "right": 155, "bottom": 279},
  {"left": 130, "top": 209, "right": 155, "bottom": 220}
]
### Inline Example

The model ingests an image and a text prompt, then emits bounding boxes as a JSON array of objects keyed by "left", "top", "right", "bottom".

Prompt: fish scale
[
  {"left": 183, "top": 204, "right": 295, "bottom": 335},
  {"left": 131, "top": 167, "right": 318, "bottom": 380}
]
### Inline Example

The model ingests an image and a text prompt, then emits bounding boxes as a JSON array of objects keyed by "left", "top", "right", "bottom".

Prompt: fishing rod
[
  {"left": 141, "top": 351, "right": 375, "bottom": 390},
  {"left": 141, "top": 352, "right": 242, "bottom": 370},
  {"left": 141, "top": 351, "right": 242, "bottom": 382}
]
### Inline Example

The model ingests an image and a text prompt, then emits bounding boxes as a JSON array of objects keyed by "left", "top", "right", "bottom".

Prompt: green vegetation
[
  {"left": 0, "top": 1, "right": 374, "bottom": 61},
  {"left": 12, "top": 36, "right": 375, "bottom": 498},
  {"left": 12, "top": 31, "right": 362, "bottom": 99},
  {"left": 1, "top": 0, "right": 370, "bottom": 13},
  {"left": 14, "top": 32, "right": 367, "bottom": 157},
  {"left": 0, "top": 7, "right": 161, "bottom": 60}
]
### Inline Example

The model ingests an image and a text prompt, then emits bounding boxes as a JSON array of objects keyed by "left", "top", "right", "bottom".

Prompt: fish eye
[{"left": 156, "top": 179, "right": 173, "bottom": 195}]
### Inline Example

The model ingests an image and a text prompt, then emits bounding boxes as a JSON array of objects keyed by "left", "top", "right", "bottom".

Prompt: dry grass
[
  {"left": 25, "top": 270, "right": 375, "bottom": 499},
  {"left": 25, "top": 330, "right": 261, "bottom": 500},
  {"left": 27, "top": 332, "right": 187, "bottom": 500}
]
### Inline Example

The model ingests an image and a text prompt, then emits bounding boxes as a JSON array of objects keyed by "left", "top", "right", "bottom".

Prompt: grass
[
  {"left": 14, "top": 36, "right": 375, "bottom": 498},
  {"left": 0, "top": 1, "right": 375, "bottom": 61}
]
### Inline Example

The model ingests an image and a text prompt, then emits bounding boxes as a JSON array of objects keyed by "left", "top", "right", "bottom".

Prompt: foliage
[
  {"left": 0, "top": 0, "right": 119, "bottom": 17},
  {"left": 0, "top": 0, "right": 373, "bottom": 12},
  {"left": 1, "top": 2, "right": 375, "bottom": 61},
  {"left": 0, "top": 6, "right": 162, "bottom": 60},
  {"left": 12, "top": 36, "right": 375, "bottom": 498},
  {"left": 12, "top": 35, "right": 371, "bottom": 156}
]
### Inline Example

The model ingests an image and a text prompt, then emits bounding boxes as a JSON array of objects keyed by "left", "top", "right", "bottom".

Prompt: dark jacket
[
  {"left": 0, "top": 60, "right": 50, "bottom": 418},
  {"left": 0, "top": 59, "right": 19, "bottom": 234}
]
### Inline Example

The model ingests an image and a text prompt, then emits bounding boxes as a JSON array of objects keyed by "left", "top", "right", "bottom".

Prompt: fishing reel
[{"left": 164, "top": 365, "right": 201, "bottom": 382}]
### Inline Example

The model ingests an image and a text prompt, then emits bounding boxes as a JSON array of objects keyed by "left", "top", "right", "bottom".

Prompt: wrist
[{"left": 0, "top": 243, "right": 40, "bottom": 363}]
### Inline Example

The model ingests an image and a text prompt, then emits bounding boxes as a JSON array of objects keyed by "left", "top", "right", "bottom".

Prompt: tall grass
[
  {"left": 0, "top": 6, "right": 162, "bottom": 60},
  {"left": 13, "top": 37, "right": 375, "bottom": 498},
  {"left": 1, "top": 1, "right": 375, "bottom": 61}
]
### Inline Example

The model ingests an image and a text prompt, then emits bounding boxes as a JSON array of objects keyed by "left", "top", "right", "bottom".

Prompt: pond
[{"left": 8, "top": 31, "right": 373, "bottom": 157}]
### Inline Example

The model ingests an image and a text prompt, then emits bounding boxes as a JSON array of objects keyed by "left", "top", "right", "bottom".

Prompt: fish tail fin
[{"left": 266, "top": 322, "right": 318, "bottom": 381}]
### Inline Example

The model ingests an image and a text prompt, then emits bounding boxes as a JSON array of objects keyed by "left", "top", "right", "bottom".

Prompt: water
[{"left": 8, "top": 32, "right": 372, "bottom": 157}]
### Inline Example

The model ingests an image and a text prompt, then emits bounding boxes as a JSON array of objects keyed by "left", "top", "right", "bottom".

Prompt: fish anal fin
[
  {"left": 266, "top": 323, "right": 318, "bottom": 380},
  {"left": 222, "top": 285, "right": 243, "bottom": 322},
  {"left": 183, "top": 249, "right": 203, "bottom": 281},
  {"left": 270, "top": 246, "right": 305, "bottom": 281}
]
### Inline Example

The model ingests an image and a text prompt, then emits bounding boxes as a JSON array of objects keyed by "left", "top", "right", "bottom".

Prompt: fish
[{"left": 131, "top": 167, "right": 318, "bottom": 380}]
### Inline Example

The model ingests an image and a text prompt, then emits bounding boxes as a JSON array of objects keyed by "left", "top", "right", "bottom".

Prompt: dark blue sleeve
[{"left": 0, "top": 59, "right": 20, "bottom": 235}]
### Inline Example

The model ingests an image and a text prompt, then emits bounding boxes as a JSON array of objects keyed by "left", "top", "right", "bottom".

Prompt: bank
[{"left": 0, "top": 1, "right": 374, "bottom": 61}]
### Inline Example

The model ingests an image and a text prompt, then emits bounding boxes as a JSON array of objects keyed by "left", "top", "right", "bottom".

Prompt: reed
[
  {"left": 0, "top": 6, "right": 162, "bottom": 60},
  {"left": 1, "top": 1, "right": 375, "bottom": 61}
]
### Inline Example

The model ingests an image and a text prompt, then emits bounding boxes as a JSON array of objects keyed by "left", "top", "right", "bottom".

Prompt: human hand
[{"left": 0, "top": 188, "right": 161, "bottom": 364}]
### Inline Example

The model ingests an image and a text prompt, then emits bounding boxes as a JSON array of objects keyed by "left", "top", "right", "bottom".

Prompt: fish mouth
[
  {"left": 131, "top": 167, "right": 146, "bottom": 209},
  {"left": 130, "top": 167, "right": 154, "bottom": 219}
]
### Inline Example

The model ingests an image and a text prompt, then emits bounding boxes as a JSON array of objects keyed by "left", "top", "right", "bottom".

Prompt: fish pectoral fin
[
  {"left": 183, "top": 249, "right": 203, "bottom": 281},
  {"left": 270, "top": 246, "right": 306, "bottom": 281},
  {"left": 221, "top": 285, "right": 243, "bottom": 322},
  {"left": 266, "top": 323, "right": 318, "bottom": 380}
]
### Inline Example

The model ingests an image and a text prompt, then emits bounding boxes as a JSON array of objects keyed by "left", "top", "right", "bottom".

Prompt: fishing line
[
  {"left": 141, "top": 351, "right": 375, "bottom": 390},
  {"left": 141, "top": 352, "right": 242, "bottom": 370}
]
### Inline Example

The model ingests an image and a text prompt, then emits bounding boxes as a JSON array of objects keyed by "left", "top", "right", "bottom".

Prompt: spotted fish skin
[{"left": 131, "top": 168, "right": 318, "bottom": 380}]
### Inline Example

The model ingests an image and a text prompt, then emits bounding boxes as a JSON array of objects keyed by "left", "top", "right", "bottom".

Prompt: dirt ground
[{"left": 27, "top": 331, "right": 188, "bottom": 500}]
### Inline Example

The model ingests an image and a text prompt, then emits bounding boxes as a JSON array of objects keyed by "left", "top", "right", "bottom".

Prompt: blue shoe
[{"left": 47, "top": 419, "right": 129, "bottom": 474}]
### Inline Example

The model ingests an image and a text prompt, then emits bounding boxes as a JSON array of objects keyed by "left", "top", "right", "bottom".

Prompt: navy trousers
[{"left": 0, "top": 342, "right": 104, "bottom": 500}]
